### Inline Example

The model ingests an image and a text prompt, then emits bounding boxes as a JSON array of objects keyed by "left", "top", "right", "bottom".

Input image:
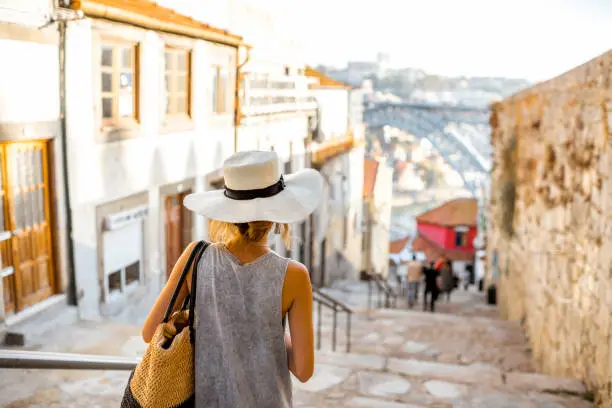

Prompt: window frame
[
  {"left": 212, "top": 64, "right": 232, "bottom": 115},
  {"left": 99, "top": 37, "right": 140, "bottom": 129},
  {"left": 454, "top": 230, "right": 469, "bottom": 248},
  {"left": 163, "top": 45, "right": 193, "bottom": 122}
]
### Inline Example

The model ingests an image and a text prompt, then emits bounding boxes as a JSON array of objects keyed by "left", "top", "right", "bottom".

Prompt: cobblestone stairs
[
  {"left": 298, "top": 306, "right": 594, "bottom": 407},
  {"left": 0, "top": 287, "right": 596, "bottom": 408}
]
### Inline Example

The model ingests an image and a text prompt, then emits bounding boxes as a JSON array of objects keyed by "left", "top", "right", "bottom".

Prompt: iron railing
[
  {"left": 367, "top": 274, "right": 398, "bottom": 310},
  {"left": 0, "top": 349, "right": 138, "bottom": 370},
  {"left": 312, "top": 288, "right": 353, "bottom": 353},
  {"left": 1, "top": 289, "right": 354, "bottom": 371}
]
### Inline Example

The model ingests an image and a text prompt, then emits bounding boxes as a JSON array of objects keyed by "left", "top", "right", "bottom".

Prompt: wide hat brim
[{"left": 183, "top": 168, "right": 324, "bottom": 224}]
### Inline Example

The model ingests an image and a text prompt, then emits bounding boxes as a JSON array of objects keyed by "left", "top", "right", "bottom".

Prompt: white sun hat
[{"left": 183, "top": 150, "right": 324, "bottom": 224}]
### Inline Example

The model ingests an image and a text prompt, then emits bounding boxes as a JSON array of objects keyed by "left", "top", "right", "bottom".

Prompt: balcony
[
  {"left": 239, "top": 74, "right": 318, "bottom": 119},
  {"left": 311, "top": 132, "right": 355, "bottom": 167}
]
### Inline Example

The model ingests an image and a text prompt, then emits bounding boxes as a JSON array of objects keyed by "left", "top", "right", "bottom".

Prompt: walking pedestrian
[
  {"left": 423, "top": 261, "right": 440, "bottom": 312},
  {"left": 437, "top": 257, "right": 454, "bottom": 303},
  {"left": 406, "top": 254, "right": 423, "bottom": 308},
  {"left": 141, "top": 151, "right": 323, "bottom": 407}
]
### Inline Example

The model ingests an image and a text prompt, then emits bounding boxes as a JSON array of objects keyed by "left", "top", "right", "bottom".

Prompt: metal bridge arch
[{"left": 364, "top": 102, "right": 492, "bottom": 196}]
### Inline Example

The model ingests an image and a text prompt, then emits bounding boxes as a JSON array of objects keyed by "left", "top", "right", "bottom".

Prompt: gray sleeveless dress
[{"left": 194, "top": 243, "right": 292, "bottom": 407}]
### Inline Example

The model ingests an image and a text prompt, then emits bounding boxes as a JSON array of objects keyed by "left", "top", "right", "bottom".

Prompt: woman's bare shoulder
[{"left": 284, "top": 260, "right": 312, "bottom": 293}]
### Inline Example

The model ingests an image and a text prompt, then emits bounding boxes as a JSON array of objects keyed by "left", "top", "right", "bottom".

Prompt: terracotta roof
[
  {"left": 416, "top": 198, "right": 478, "bottom": 228},
  {"left": 412, "top": 234, "right": 474, "bottom": 262},
  {"left": 389, "top": 236, "right": 411, "bottom": 254},
  {"left": 72, "top": 0, "right": 243, "bottom": 47},
  {"left": 363, "top": 159, "right": 379, "bottom": 199},
  {"left": 305, "top": 66, "right": 351, "bottom": 89}
]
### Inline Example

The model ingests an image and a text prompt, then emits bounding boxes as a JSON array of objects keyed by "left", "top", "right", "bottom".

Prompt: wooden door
[
  {"left": 3, "top": 142, "right": 55, "bottom": 313},
  {"left": 0, "top": 149, "right": 15, "bottom": 315},
  {"left": 164, "top": 191, "right": 191, "bottom": 278}
]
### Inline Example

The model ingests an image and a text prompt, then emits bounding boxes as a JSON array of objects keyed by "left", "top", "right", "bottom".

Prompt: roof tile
[
  {"left": 416, "top": 198, "right": 478, "bottom": 228},
  {"left": 73, "top": 0, "right": 243, "bottom": 46},
  {"left": 389, "top": 236, "right": 411, "bottom": 254},
  {"left": 305, "top": 66, "right": 351, "bottom": 89}
]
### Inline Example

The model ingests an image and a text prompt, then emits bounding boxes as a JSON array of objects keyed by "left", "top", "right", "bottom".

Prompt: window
[
  {"left": 9, "top": 146, "right": 45, "bottom": 230},
  {"left": 100, "top": 40, "right": 138, "bottom": 126},
  {"left": 164, "top": 47, "right": 191, "bottom": 117},
  {"left": 455, "top": 231, "right": 468, "bottom": 247},
  {"left": 212, "top": 65, "right": 231, "bottom": 114}
]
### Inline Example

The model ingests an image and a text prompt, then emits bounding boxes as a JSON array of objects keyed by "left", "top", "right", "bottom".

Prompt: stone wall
[{"left": 487, "top": 50, "right": 612, "bottom": 407}]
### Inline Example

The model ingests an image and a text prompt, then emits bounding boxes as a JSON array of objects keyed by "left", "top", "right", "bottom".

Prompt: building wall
[
  {"left": 416, "top": 224, "right": 446, "bottom": 247},
  {"left": 65, "top": 18, "right": 236, "bottom": 319},
  {"left": 487, "top": 50, "right": 612, "bottom": 406},
  {"left": 370, "top": 161, "right": 393, "bottom": 278},
  {"left": 0, "top": 5, "right": 71, "bottom": 319},
  {"left": 0, "top": 0, "right": 53, "bottom": 27},
  {"left": 236, "top": 114, "right": 308, "bottom": 162},
  {"left": 311, "top": 89, "right": 349, "bottom": 141},
  {"left": 417, "top": 223, "right": 477, "bottom": 251},
  {"left": 443, "top": 226, "right": 477, "bottom": 250},
  {"left": 315, "top": 145, "right": 364, "bottom": 286}
]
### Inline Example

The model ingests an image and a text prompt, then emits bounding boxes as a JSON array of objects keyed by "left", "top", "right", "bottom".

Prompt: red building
[{"left": 412, "top": 198, "right": 478, "bottom": 263}]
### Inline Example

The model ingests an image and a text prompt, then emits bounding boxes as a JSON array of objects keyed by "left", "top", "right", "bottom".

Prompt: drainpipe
[
  {"left": 234, "top": 44, "right": 251, "bottom": 153},
  {"left": 58, "top": 20, "right": 77, "bottom": 306}
]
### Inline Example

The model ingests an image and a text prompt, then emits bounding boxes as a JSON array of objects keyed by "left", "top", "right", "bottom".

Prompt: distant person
[
  {"left": 462, "top": 264, "right": 472, "bottom": 291},
  {"left": 406, "top": 254, "right": 423, "bottom": 308},
  {"left": 423, "top": 261, "right": 440, "bottom": 312},
  {"left": 437, "top": 256, "right": 454, "bottom": 303}
]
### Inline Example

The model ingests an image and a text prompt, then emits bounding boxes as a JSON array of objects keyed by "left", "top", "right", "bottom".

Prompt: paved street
[{"left": 0, "top": 282, "right": 594, "bottom": 407}]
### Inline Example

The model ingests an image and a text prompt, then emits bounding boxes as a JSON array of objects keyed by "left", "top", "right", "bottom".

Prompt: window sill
[
  {"left": 99, "top": 118, "right": 141, "bottom": 143},
  {"left": 160, "top": 115, "right": 195, "bottom": 135}
]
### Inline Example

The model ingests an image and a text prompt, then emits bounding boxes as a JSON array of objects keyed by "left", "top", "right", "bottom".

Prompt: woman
[{"left": 142, "top": 151, "right": 323, "bottom": 407}]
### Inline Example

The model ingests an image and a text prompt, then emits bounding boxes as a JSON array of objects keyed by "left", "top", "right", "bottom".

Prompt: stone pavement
[{"left": 0, "top": 281, "right": 595, "bottom": 407}]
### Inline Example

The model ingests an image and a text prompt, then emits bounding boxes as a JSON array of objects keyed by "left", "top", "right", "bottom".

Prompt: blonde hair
[{"left": 209, "top": 220, "right": 292, "bottom": 249}]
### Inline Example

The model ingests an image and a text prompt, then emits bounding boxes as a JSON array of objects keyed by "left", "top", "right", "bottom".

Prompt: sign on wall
[{"left": 104, "top": 205, "right": 149, "bottom": 231}]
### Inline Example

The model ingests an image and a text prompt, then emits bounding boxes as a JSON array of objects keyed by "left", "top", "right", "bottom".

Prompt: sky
[{"left": 279, "top": 0, "right": 612, "bottom": 81}]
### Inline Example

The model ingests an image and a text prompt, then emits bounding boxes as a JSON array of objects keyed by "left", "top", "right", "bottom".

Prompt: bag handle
[
  {"left": 188, "top": 241, "right": 209, "bottom": 343},
  {"left": 162, "top": 241, "right": 206, "bottom": 323}
]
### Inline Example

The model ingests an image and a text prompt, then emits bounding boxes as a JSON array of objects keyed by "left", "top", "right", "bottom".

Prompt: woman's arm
[
  {"left": 141, "top": 241, "right": 199, "bottom": 343},
  {"left": 284, "top": 261, "right": 314, "bottom": 382}
]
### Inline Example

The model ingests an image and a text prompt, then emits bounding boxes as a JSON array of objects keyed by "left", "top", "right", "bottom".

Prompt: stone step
[
  {"left": 2, "top": 295, "right": 79, "bottom": 347},
  {"left": 294, "top": 350, "right": 593, "bottom": 408},
  {"left": 312, "top": 305, "right": 536, "bottom": 373}
]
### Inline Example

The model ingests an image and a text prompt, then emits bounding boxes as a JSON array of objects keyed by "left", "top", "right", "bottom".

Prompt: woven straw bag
[{"left": 121, "top": 241, "right": 209, "bottom": 408}]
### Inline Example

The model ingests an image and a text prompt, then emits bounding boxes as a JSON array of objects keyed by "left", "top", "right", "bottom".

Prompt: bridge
[{"left": 364, "top": 101, "right": 492, "bottom": 197}]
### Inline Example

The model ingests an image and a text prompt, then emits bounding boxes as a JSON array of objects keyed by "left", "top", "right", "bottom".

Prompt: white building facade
[
  {"left": 158, "top": 0, "right": 318, "bottom": 264},
  {"left": 307, "top": 69, "right": 366, "bottom": 287},
  {"left": 64, "top": 0, "right": 242, "bottom": 320}
]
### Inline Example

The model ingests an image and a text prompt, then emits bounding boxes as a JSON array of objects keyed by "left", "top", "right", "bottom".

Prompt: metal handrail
[
  {"left": 366, "top": 274, "right": 398, "bottom": 309},
  {"left": 312, "top": 288, "right": 353, "bottom": 353},
  {"left": 0, "top": 349, "right": 138, "bottom": 370},
  {"left": 379, "top": 277, "right": 398, "bottom": 308},
  {"left": 0, "top": 292, "right": 354, "bottom": 372},
  {"left": 313, "top": 288, "right": 352, "bottom": 313}
]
